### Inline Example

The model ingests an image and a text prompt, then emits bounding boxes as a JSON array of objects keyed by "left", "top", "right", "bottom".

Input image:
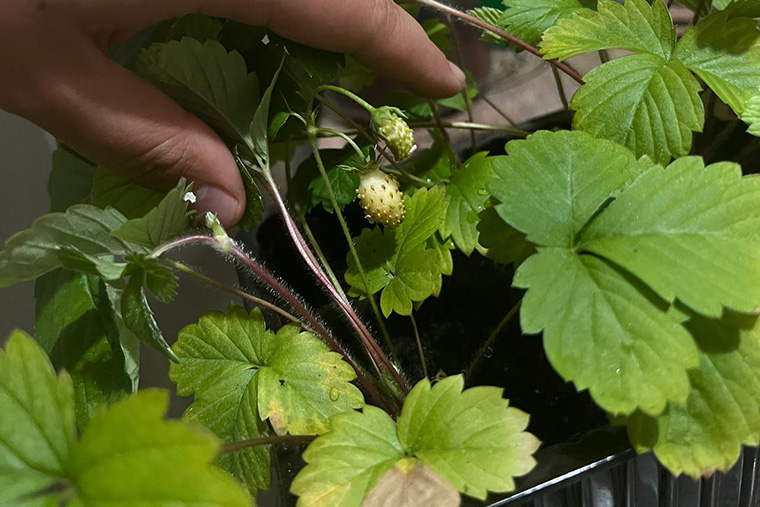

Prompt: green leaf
[
  {"left": 170, "top": 306, "right": 363, "bottom": 493},
  {"left": 292, "top": 375, "right": 539, "bottom": 506},
  {"left": 500, "top": 0, "right": 592, "bottom": 46},
  {"left": 291, "top": 405, "right": 404, "bottom": 507},
  {"left": 138, "top": 37, "right": 259, "bottom": 146},
  {"left": 308, "top": 166, "right": 360, "bottom": 213},
  {"left": 68, "top": 390, "right": 252, "bottom": 507},
  {"left": 490, "top": 130, "right": 710, "bottom": 416},
  {"left": 0, "top": 334, "right": 248, "bottom": 506},
  {"left": 515, "top": 248, "right": 697, "bottom": 415},
  {"left": 345, "top": 187, "right": 448, "bottom": 316},
  {"left": 541, "top": 0, "right": 676, "bottom": 60},
  {"left": 121, "top": 274, "right": 177, "bottom": 362},
  {"left": 124, "top": 254, "right": 179, "bottom": 303},
  {"left": 422, "top": 18, "right": 451, "bottom": 52},
  {"left": 111, "top": 179, "right": 191, "bottom": 249},
  {"left": 440, "top": 152, "right": 493, "bottom": 256},
  {"left": 0, "top": 331, "right": 75, "bottom": 506},
  {"left": 48, "top": 147, "right": 95, "bottom": 212},
  {"left": 92, "top": 168, "right": 164, "bottom": 219},
  {"left": 35, "top": 270, "right": 133, "bottom": 428},
  {"left": 488, "top": 130, "right": 642, "bottom": 248},
  {"left": 476, "top": 206, "right": 534, "bottom": 265},
  {"left": 397, "top": 376, "right": 539, "bottom": 499},
  {"left": 250, "top": 60, "right": 283, "bottom": 167},
  {"left": 627, "top": 311, "right": 760, "bottom": 478},
  {"left": 742, "top": 95, "right": 760, "bottom": 136},
  {"left": 674, "top": 10, "right": 760, "bottom": 120},
  {"left": 56, "top": 249, "right": 126, "bottom": 282},
  {"left": 580, "top": 157, "right": 760, "bottom": 318},
  {"left": 0, "top": 205, "right": 129, "bottom": 288},
  {"left": 570, "top": 54, "right": 704, "bottom": 163}
]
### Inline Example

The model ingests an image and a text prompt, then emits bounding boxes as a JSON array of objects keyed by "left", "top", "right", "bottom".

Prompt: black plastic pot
[{"left": 236, "top": 110, "right": 760, "bottom": 507}]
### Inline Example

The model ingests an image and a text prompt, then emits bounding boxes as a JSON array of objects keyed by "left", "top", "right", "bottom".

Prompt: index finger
[{"left": 79, "top": 0, "right": 466, "bottom": 98}]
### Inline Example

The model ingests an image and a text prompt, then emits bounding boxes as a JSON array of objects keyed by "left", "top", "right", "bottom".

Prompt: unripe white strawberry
[
  {"left": 371, "top": 107, "right": 416, "bottom": 161},
  {"left": 356, "top": 166, "right": 405, "bottom": 228}
]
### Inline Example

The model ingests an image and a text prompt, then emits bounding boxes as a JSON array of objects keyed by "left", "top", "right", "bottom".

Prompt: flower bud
[
  {"left": 371, "top": 107, "right": 416, "bottom": 161},
  {"left": 356, "top": 166, "right": 405, "bottom": 228}
]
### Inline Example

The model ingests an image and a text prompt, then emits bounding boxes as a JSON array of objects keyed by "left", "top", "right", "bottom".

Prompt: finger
[
  {"left": 6, "top": 24, "right": 245, "bottom": 226},
  {"left": 76, "top": 0, "right": 466, "bottom": 98}
]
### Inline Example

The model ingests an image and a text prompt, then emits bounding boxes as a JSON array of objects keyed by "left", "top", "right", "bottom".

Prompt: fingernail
[
  {"left": 448, "top": 61, "right": 467, "bottom": 89},
  {"left": 194, "top": 185, "right": 243, "bottom": 228}
]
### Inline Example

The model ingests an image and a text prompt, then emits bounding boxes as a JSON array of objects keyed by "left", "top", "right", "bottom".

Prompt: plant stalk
[
  {"left": 466, "top": 300, "right": 522, "bottom": 384},
  {"left": 221, "top": 435, "right": 316, "bottom": 453},
  {"left": 167, "top": 260, "right": 307, "bottom": 329},
  {"left": 306, "top": 130, "right": 397, "bottom": 359},
  {"left": 415, "top": 0, "right": 585, "bottom": 85},
  {"left": 259, "top": 171, "right": 409, "bottom": 395},
  {"left": 410, "top": 313, "right": 428, "bottom": 379}
]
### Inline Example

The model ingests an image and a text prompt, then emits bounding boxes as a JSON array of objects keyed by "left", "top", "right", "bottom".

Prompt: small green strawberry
[
  {"left": 371, "top": 106, "right": 416, "bottom": 161},
  {"left": 356, "top": 166, "right": 405, "bottom": 228}
]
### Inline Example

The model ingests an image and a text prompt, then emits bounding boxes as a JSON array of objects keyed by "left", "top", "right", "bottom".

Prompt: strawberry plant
[{"left": 1, "top": 0, "right": 760, "bottom": 505}]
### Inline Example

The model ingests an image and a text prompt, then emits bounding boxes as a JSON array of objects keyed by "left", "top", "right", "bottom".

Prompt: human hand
[{"left": 0, "top": 0, "right": 465, "bottom": 226}]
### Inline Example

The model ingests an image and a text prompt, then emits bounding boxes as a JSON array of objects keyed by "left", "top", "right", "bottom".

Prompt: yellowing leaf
[{"left": 361, "top": 459, "right": 460, "bottom": 507}]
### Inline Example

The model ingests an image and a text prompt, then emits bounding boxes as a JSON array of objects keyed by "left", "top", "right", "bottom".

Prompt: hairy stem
[
  {"left": 465, "top": 300, "right": 522, "bottom": 384},
  {"left": 306, "top": 130, "right": 397, "bottom": 358},
  {"left": 415, "top": 0, "right": 585, "bottom": 85},
  {"left": 167, "top": 260, "right": 307, "bottom": 329},
  {"left": 259, "top": 170, "right": 409, "bottom": 395},
  {"left": 153, "top": 234, "right": 393, "bottom": 413},
  {"left": 221, "top": 435, "right": 316, "bottom": 453}
]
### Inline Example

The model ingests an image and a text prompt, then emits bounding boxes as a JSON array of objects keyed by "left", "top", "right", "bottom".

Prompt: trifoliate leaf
[
  {"left": 580, "top": 157, "right": 760, "bottom": 318},
  {"left": 345, "top": 187, "right": 448, "bottom": 316},
  {"left": 476, "top": 206, "right": 534, "bottom": 266},
  {"left": 675, "top": 10, "right": 760, "bottom": 120},
  {"left": 490, "top": 130, "right": 711, "bottom": 416},
  {"left": 488, "top": 130, "right": 642, "bottom": 248},
  {"left": 500, "top": 0, "right": 593, "bottom": 46},
  {"left": 627, "top": 311, "right": 760, "bottom": 478},
  {"left": 291, "top": 406, "right": 404, "bottom": 507},
  {"left": 68, "top": 390, "right": 252, "bottom": 507},
  {"left": 541, "top": 0, "right": 708, "bottom": 163},
  {"left": 0, "top": 331, "right": 75, "bottom": 506},
  {"left": 541, "top": 0, "right": 676, "bottom": 60},
  {"left": 35, "top": 270, "right": 134, "bottom": 427},
  {"left": 92, "top": 168, "right": 164, "bottom": 219},
  {"left": 0, "top": 205, "right": 130, "bottom": 288},
  {"left": 111, "top": 179, "right": 191, "bottom": 249},
  {"left": 170, "top": 306, "right": 363, "bottom": 493},
  {"left": 121, "top": 274, "right": 177, "bottom": 362},
  {"left": 397, "top": 376, "right": 539, "bottom": 499},
  {"left": 515, "top": 248, "right": 697, "bottom": 416},
  {"left": 48, "top": 147, "right": 95, "bottom": 212},
  {"left": 308, "top": 166, "right": 360, "bottom": 213},
  {"left": 362, "top": 459, "right": 460, "bottom": 507},
  {"left": 292, "top": 375, "right": 538, "bottom": 506},
  {"left": 570, "top": 54, "right": 704, "bottom": 163},
  {"left": 742, "top": 95, "right": 760, "bottom": 136},
  {"left": 440, "top": 152, "right": 493, "bottom": 256},
  {"left": 138, "top": 37, "right": 259, "bottom": 146},
  {"left": 124, "top": 254, "right": 179, "bottom": 303}
]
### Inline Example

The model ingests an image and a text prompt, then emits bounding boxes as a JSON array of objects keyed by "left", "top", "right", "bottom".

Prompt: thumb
[{"left": 6, "top": 27, "right": 245, "bottom": 227}]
